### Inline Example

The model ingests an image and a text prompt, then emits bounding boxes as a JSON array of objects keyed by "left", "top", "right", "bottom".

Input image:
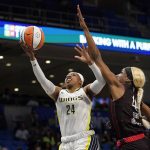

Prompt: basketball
[{"left": 20, "top": 26, "right": 44, "bottom": 50}]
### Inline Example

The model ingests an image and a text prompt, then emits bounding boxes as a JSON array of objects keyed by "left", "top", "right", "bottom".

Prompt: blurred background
[{"left": 0, "top": 0, "right": 150, "bottom": 149}]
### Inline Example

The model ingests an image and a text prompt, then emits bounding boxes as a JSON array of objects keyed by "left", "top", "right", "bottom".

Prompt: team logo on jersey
[{"left": 58, "top": 95, "right": 83, "bottom": 102}]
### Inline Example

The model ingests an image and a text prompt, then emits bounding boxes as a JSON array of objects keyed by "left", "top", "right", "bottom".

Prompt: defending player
[{"left": 76, "top": 4, "right": 150, "bottom": 150}]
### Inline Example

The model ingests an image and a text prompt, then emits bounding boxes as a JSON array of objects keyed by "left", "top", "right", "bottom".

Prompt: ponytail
[
  {"left": 137, "top": 88, "right": 150, "bottom": 129},
  {"left": 137, "top": 88, "right": 143, "bottom": 109}
]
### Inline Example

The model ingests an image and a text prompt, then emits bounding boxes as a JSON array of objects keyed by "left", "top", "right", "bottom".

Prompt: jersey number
[
  {"left": 66, "top": 104, "right": 75, "bottom": 115},
  {"left": 132, "top": 95, "right": 138, "bottom": 111}
]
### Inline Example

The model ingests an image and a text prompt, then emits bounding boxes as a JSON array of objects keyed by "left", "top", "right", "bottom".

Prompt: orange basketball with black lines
[{"left": 20, "top": 26, "right": 44, "bottom": 50}]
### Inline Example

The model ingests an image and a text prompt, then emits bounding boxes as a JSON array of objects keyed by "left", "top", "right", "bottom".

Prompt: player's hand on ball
[{"left": 19, "top": 41, "right": 35, "bottom": 60}]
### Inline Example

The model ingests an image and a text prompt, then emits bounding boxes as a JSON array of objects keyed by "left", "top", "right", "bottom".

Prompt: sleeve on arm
[
  {"left": 89, "top": 63, "right": 106, "bottom": 95},
  {"left": 31, "top": 59, "right": 56, "bottom": 96}
]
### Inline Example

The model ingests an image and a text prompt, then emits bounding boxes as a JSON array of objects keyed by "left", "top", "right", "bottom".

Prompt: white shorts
[{"left": 59, "top": 131, "right": 100, "bottom": 150}]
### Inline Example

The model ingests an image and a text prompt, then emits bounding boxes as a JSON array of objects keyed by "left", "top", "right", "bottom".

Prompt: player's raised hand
[
  {"left": 74, "top": 44, "right": 93, "bottom": 65},
  {"left": 19, "top": 41, "right": 35, "bottom": 60},
  {"left": 77, "top": 5, "right": 88, "bottom": 30}
]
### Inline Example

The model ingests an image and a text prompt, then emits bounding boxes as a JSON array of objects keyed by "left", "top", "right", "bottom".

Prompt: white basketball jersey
[{"left": 56, "top": 88, "right": 92, "bottom": 137}]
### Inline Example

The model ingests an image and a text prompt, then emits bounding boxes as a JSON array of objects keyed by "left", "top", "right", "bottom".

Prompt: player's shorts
[
  {"left": 120, "top": 137, "right": 150, "bottom": 150},
  {"left": 59, "top": 130, "right": 100, "bottom": 150}
]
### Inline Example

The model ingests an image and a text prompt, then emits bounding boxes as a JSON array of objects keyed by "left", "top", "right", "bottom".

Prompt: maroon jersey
[{"left": 110, "top": 85, "right": 145, "bottom": 139}]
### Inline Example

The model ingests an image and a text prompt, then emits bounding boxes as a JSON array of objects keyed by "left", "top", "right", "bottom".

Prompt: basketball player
[
  {"left": 20, "top": 42, "right": 106, "bottom": 150},
  {"left": 76, "top": 5, "right": 150, "bottom": 150}
]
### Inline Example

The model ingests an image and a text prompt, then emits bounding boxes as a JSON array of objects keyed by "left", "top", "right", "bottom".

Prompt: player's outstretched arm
[
  {"left": 77, "top": 4, "right": 99, "bottom": 60},
  {"left": 20, "top": 42, "right": 61, "bottom": 101},
  {"left": 77, "top": 5, "right": 116, "bottom": 84},
  {"left": 74, "top": 44, "right": 106, "bottom": 96},
  {"left": 77, "top": 5, "right": 118, "bottom": 86},
  {"left": 77, "top": 5, "right": 125, "bottom": 100}
]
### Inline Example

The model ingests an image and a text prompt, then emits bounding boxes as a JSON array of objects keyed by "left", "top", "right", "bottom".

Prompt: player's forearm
[
  {"left": 83, "top": 30, "right": 101, "bottom": 61},
  {"left": 141, "top": 102, "right": 150, "bottom": 122},
  {"left": 30, "top": 59, "right": 56, "bottom": 96},
  {"left": 82, "top": 24, "right": 119, "bottom": 86},
  {"left": 84, "top": 31, "right": 97, "bottom": 57},
  {"left": 89, "top": 63, "right": 106, "bottom": 94},
  {"left": 84, "top": 30, "right": 96, "bottom": 49}
]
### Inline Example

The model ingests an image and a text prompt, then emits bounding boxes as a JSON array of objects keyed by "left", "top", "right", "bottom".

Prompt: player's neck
[{"left": 67, "top": 86, "right": 81, "bottom": 93}]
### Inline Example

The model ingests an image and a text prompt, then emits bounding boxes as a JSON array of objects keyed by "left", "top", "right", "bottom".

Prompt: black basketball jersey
[{"left": 110, "top": 85, "right": 145, "bottom": 139}]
